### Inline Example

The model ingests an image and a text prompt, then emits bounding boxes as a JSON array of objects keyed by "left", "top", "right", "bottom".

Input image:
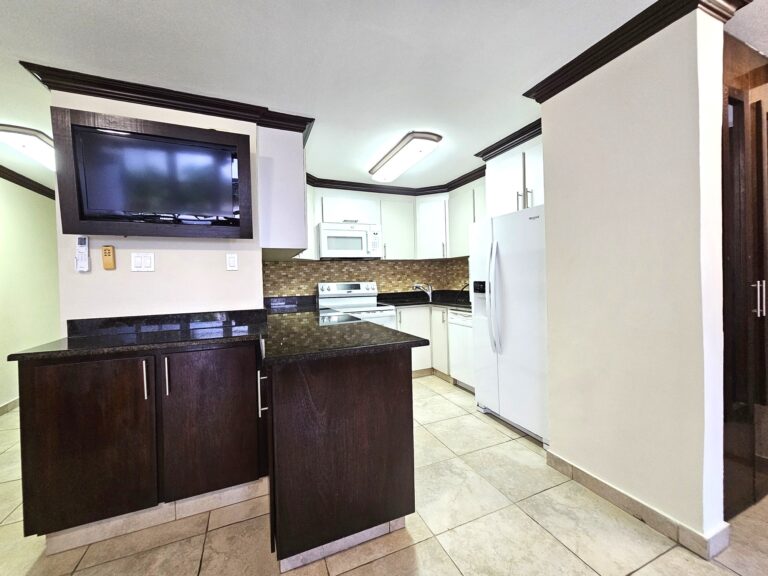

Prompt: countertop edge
[{"left": 263, "top": 337, "right": 429, "bottom": 365}]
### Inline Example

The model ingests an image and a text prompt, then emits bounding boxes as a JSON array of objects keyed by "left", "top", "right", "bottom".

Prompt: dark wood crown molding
[
  {"left": 0, "top": 165, "right": 55, "bottom": 199},
  {"left": 19, "top": 61, "right": 315, "bottom": 145},
  {"left": 474, "top": 120, "right": 542, "bottom": 162},
  {"left": 306, "top": 165, "right": 485, "bottom": 197},
  {"left": 523, "top": 0, "right": 753, "bottom": 104}
]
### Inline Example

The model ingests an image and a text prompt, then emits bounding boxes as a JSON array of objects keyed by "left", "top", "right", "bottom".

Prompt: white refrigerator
[{"left": 470, "top": 205, "right": 547, "bottom": 441}]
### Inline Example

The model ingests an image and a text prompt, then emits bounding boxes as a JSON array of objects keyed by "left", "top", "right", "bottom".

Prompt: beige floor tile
[
  {"left": 415, "top": 375, "right": 458, "bottom": 396},
  {"left": 412, "top": 396, "right": 467, "bottom": 425},
  {"left": 78, "top": 512, "right": 209, "bottom": 569},
  {"left": 415, "top": 458, "right": 510, "bottom": 534},
  {"left": 341, "top": 538, "right": 461, "bottom": 576},
  {"left": 75, "top": 534, "right": 204, "bottom": 576},
  {"left": 2, "top": 503, "right": 22, "bottom": 525},
  {"left": 424, "top": 415, "right": 508, "bottom": 455},
  {"left": 325, "top": 513, "right": 432, "bottom": 576},
  {"left": 0, "top": 444, "right": 21, "bottom": 483},
  {"left": 208, "top": 495, "right": 270, "bottom": 531},
  {"left": 636, "top": 546, "right": 734, "bottom": 575},
  {"left": 441, "top": 389, "right": 477, "bottom": 413},
  {"left": 516, "top": 435, "right": 547, "bottom": 457},
  {"left": 0, "top": 521, "right": 86, "bottom": 576},
  {"left": 461, "top": 441, "right": 569, "bottom": 502},
  {"left": 412, "top": 381, "right": 437, "bottom": 401},
  {"left": 715, "top": 512, "right": 768, "bottom": 576},
  {"left": 472, "top": 412, "right": 523, "bottom": 439},
  {"left": 200, "top": 514, "right": 326, "bottom": 576},
  {"left": 0, "top": 480, "right": 22, "bottom": 523},
  {"left": 741, "top": 494, "right": 768, "bottom": 524},
  {"left": 46, "top": 503, "right": 176, "bottom": 555},
  {"left": 0, "top": 412, "right": 19, "bottom": 432},
  {"left": 438, "top": 505, "right": 596, "bottom": 575},
  {"left": 0, "top": 429, "right": 19, "bottom": 454},
  {"left": 518, "top": 481, "right": 674, "bottom": 576},
  {"left": 413, "top": 427, "right": 455, "bottom": 468},
  {"left": 175, "top": 477, "right": 268, "bottom": 519}
]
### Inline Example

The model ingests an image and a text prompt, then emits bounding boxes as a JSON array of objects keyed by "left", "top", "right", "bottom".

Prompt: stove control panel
[{"left": 317, "top": 282, "right": 378, "bottom": 297}]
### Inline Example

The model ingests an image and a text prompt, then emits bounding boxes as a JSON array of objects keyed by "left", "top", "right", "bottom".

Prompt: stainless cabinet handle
[
  {"left": 164, "top": 357, "right": 170, "bottom": 396},
  {"left": 384, "top": 243, "right": 387, "bottom": 259},
  {"left": 257, "top": 370, "right": 268, "bottom": 418},
  {"left": 442, "top": 310, "right": 446, "bottom": 324},
  {"left": 763, "top": 280, "right": 766, "bottom": 318},
  {"left": 516, "top": 192, "right": 522, "bottom": 211},
  {"left": 442, "top": 242, "right": 446, "bottom": 258},
  {"left": 398, "top": 310, "right": 402, "bottom": 324},
  {"left": 755, "top": 280, "right": 767, "bottom": 318},
  {"left": 142, "top": 360, "right": 148, "bottom": 400},
  {"left": 753, "top": 282, "right": 762, "bottom": 317}
]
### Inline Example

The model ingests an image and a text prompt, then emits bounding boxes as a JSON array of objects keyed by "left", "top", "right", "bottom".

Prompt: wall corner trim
[
  {"left": 19, "top": 61, "right": 316, "bottom": 145},
  {"left": 305, "top": 165, "right": 485, "bottom": 197},
  {"left": 0, "top": 165, "right": 55, "bottom": 200},
  {"left": 474, "top": 119, "right": 542, "bottom": 162},
  {"left": 523, "top": 0, "right": 753, "bottom": 104}
]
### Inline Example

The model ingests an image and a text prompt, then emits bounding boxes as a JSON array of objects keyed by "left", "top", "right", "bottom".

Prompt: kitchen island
[{"left": 8, "top": 309, "right": 427, "bottom": 571}]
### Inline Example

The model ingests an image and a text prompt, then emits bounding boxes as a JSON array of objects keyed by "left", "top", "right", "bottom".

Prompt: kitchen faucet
[{"left": 413, "top": 283, "right": 433, "bottom": 303}]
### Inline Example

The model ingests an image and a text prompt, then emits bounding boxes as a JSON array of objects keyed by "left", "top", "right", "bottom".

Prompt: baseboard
[
  {"left": 546, "top": 452, "right": 729, "bottom": 559},
  {"left": 433, "top": 369, "right": 452, "bottom": 383},
  {"left": 412, "top": 368, "right": 433, "bottom": 378},
  {"left": 0, "top": 398, "right": 19, "bottom": 416}
]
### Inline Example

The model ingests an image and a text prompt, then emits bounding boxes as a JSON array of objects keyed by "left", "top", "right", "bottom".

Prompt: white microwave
[{"left": 318, "top": 223, "right": 382, "bottom": 259}]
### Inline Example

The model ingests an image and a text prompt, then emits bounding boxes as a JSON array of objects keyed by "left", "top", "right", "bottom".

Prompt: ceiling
[
  {"left": 725, "top": 0, "right": 768, "bottom": 56},
  {"left": 0, "top": 0, "right": 658, "bottom": 187}
]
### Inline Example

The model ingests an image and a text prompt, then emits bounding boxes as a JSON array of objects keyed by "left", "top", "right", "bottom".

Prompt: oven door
[{"left": 319, "top": 227, "right": 370, "bottom": 259}]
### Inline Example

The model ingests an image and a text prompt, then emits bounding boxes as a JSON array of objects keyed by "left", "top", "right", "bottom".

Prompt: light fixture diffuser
[
  {"left": 0, "top": 124, "right": 55, "bottom": 171},
  {"left": 369, "top": 131, "right": 442, "bottom": 183}
]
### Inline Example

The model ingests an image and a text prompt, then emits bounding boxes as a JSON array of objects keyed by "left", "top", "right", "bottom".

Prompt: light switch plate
[
  {"left": 226, "top": 253, "right": 238, "bottom": 271},
  {"left": 131, "top": 252, "right": 155, "bottom": 272}
]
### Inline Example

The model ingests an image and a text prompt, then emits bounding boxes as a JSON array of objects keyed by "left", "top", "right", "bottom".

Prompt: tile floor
[{"left": 0, "top": 377, "right": 766, "bottom": 575}]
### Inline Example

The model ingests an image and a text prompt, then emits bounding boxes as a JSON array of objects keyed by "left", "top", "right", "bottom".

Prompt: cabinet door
[
  {"left": 430, "top": 307, "right": 449, "bottom": 375},
  {"left": 20, "top": 356, "right": 157, "bottom": 535},
  {"left": 448, "top": 184, "right": 474, "bottom": 258},
  {"left": 258, "top": 127, "right": 307, "bottom": 252},
  {"left": 524, "top": 140, "right": 545, "bottom": 207},
  {"left": 161, "top": 345, "right": 259, "bottom": 501},
  {"left": 321, "top": 194, "right": 380, "bottom": 224},
  {"left": 380, "top": 197, "right": 415, "bottom": 259},
  {"left": 397, "top": 306, "right": 431, "bottom": 371},
  {"left": 415, "top": 195, "right": 448, "bottom": 259}
]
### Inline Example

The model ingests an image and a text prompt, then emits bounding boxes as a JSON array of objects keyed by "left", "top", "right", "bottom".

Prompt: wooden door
[
  {"left": 723, "top": 34, "right": 768, "bottom": 518},
  {"left": 160, "top": 345, "right": 259, "bottom": 501},
  {"left": 20, "top": 355, "right": 157, "bottom": 535}
]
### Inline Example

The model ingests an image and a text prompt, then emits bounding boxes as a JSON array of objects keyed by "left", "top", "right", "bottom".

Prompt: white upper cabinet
[
  {"left": 415, "top": 194, "right": 448, "bottom": 259},
  {"left": 380, "top": 196, "right": 415, "bottom": 260},
  {"left": 258, "top": 127, "right": 307, "bottom": 258},
  {"left": 448, "top": 179, "right": 485, "bottom": 258},
  {"left": 485, "top": 135, "right": 543, "bottom": 218},
  {"left": 294, "top": 185, "right": 316, "bottom": 260},
  {"left": 321, "top": 193, "right": 380, "bottom": 224}
]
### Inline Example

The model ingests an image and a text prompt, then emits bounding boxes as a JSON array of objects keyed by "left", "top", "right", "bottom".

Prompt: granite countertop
[
  {"left": 8, "top": 308, "right": 428, "bottom": 365},
  {"left": 378, "top": 290, "right": 472, "bottom": 311},
  {"left": 263, "top": 312, "right": 427, "bottom": 364}
]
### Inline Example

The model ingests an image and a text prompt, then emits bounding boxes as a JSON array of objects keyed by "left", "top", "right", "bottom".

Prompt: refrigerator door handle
[
  {"left": 487, "top": 241, "right": 497, "bottom": 353},
  {"left": 489, "top": 240, "right": 500, "bottom": 352}
]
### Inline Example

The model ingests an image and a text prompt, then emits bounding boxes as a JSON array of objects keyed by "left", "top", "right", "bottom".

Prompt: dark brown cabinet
[
  {"left": 20, "top": 355, "right": 158, "bottom": 535},
  {"left": 160, "top": 346, "right": 260, "bottom": 501},
  {"left": 268, "top": 349, "right": 415, "bottom": 559},
  {"left": 18, "top": 343, "right": 263, "bottom": 536}
]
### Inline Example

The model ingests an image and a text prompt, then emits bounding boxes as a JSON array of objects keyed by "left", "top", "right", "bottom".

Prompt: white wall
[
  {"left": 0, "top": 180, "right": 60, "bottom": 406},
  {"left": 543, "top": 10, "right": 724, "bottom": 538},
  {"left": 50, "top": 92, "right": 264, "bottom": 328}
]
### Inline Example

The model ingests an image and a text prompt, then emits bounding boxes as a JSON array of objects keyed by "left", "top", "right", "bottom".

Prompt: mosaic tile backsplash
[{"left": 262, "top": 257, "right": 469, "bottom": 297}]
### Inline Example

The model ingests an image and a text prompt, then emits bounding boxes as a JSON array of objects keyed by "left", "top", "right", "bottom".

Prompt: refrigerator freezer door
[
  {"left": 470, "top": 220, "right": 500, "bottom": 413},
  {"left": 493, "top": 205, "right": 547, "bottom": 440}
]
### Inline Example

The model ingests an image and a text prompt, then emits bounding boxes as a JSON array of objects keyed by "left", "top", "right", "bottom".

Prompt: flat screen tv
[{"left": 53, "top": 108, "right": 253, "bottom": 239}]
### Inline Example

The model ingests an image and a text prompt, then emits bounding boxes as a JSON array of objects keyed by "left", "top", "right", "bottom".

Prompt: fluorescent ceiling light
[
  {"left": 369, "top": 131, "right": 442, "bottom": 183},
  {"left": 0, "top": 124, "right": 55, "bottom": 171}
]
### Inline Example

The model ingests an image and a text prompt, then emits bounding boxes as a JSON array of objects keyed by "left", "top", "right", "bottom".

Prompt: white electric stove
[{"left": 317, "top": 282, "right": 396, "bottom": 329}]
